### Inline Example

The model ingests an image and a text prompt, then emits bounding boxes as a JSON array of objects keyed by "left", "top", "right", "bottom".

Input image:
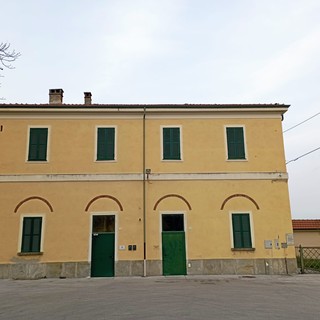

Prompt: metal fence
[{"left": 296, "top": 246, "right": 320, "bottom": 274}]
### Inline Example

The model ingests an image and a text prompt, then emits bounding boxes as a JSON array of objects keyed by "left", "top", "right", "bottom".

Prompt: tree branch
[{"left": 0, "top": 42, "right": 21, "bottom": 69}]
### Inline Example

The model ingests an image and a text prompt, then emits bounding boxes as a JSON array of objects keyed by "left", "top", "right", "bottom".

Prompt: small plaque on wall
[
  {"left": 286, "top": 233, "right": 294, "bottom": 246},
  {"left": 264, "top": 240, "right": 273, "bottom": 249}
]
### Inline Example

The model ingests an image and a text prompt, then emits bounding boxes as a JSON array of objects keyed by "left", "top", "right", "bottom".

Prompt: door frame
[
  {"left": 160, "top": 211, "right": 188, "bottom": 271},
  {"left": 88, "top": 212, "right": 118, "bottom": 265}
]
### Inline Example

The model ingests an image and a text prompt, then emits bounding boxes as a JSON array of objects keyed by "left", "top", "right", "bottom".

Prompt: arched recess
[
  {"left": 220, "top": 193, "right": 260, "bottom": 210},
  {"left": 153, "top": 194, "right": 192, "bottom": 211},
  {"left": 14, "top": 196, "right": 54, "bottom": 213},
  {"left": 85, "top": 195, "right": 123, "bottom": 212}
]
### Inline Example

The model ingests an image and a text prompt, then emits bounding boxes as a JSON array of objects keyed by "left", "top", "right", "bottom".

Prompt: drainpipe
[{"left": 143, "top": 106, "right": 147, "bottom": 276}]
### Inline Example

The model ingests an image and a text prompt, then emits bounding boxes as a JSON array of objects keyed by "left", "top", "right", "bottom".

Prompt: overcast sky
[{"left": 1, "top": 0, "right": 319, "bottom": 219}]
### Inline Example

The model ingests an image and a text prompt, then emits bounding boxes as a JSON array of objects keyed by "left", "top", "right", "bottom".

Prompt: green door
[
  {"left": 162, "top": 232, "right": 187, "bottom": 275},
  {"left": 91, "top": 215, "right": 115, "bottom": 277},
  {"left": 162, "top": 214, "right": 187, "bottom": 276},
  {"left": 91, "top": 233, "right": 115, "bottom": 277}
]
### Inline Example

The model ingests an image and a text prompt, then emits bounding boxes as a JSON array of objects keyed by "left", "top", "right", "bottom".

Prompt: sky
[{"left": 1, "top": 0, "right": 319, "bottom": 219}]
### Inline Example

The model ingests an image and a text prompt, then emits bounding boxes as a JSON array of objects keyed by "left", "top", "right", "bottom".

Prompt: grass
[{"left": 296, "top": 257, "right": 320, "bottom": 272}]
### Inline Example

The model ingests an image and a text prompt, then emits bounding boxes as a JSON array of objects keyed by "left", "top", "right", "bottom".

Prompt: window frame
[
  {"left": 229, "top": 212, "right": 255, "bottom": 250},
  {"left": 224, "top": 125, "right": 247, "bottom": 161},
  {"left": 95, "top": 126, "right": 117, "bottom": 162},
  {"left": 161, "top": 126, "right": 183, "bottom": 161},
  {"left": 161, "top": 213, "right": 185, "bottom": 232},
  {"left": 26, "top": 126, "right": 50, "bottom": 163},
  {"left": 18, "top": 215, "right": 44, "bottom": 255}
]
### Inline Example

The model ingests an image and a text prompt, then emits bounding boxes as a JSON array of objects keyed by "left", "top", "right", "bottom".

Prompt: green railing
[{"left": 296, "top": 246, "right": 320, "bottom": 274}]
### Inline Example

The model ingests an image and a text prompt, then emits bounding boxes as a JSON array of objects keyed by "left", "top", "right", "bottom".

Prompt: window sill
[
  {"left": 226, "top": 159, "right": 247, "bottom": 162},
  {"left": 17, "top": 252, "right": 43, "bottom": 256},
  {"left": 231, "top": 248, "right": 255, "bottom": 252},
  {"left": 161, "top": 159, "right": 183, "bottom": 162},
  {"left": 26, "top": 161, "right": 48, "bottom": 164}
]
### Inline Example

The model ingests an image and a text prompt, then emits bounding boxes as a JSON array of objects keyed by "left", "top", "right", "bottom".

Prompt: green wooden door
[
  {"left": 91, "top": 233, "right": 115, "bottom": 277},
  {"left": 162, "top": 231, "right": 187, "bottom": 275}
]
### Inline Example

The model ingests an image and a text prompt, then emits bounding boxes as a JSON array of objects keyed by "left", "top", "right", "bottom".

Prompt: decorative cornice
[
  {"left": 0, "top": 103, "right": 290, "bottom": 109},
  {"left": 220, "top": 194, "right": 260, "bottom": 210},
  {"left": 0, "top": 104, "right": 289, "bottom": 119},
  {"left": 85, "top": 195, "right": 123, "bottom": 212},
  {"left": 14, "top": 196, "right": 54, "bottom": 213},
  {"left": 0, "top": 172, "right": 288, "bottom": 183}
]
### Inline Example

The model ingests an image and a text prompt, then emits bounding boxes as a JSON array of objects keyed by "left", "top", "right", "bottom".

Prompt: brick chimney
[
  {"left": 49, "top": 89, "right": 64, "bottom": 104},
  {"left": 84, "top": 92, "right": 92, "bottom": 105}
]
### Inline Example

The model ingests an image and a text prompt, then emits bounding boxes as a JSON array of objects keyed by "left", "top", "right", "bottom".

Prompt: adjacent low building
[
  {"left": 0, "top": 89, "right": 296, "bottom": 279},
  {"left": 292, "top": 219, "right": 320, "bottom": 247}
]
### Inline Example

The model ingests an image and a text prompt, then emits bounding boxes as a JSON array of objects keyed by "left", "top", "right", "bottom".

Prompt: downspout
[{"left": 143, "top": 106, "right": 147, "bottom": 276}]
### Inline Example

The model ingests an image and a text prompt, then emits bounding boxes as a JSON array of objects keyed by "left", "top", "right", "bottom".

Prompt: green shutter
[
  {"left": 163, "top": 128, "right": 181, "bottom": 160},
  {"left": 31, "top": 218, "right": 42, "bottom": 252},
  {"left": 97, "top": 128, "right": 115, "bottom": 161},
  {"left": 232, "top": 214, "right": 242, "bottom": 248},
  {"left": 227, "top": 127, "right": 245, "bottom": 159},
  {"left": 28, "top": 128, "right": 48, "bottom": 161},
  {"left": 232, "top": 214, "right": 252, "bottom": 248},
  {"left": 21, "top": 217, "right": 42, "bottom": 253},
  {"left": 163, "top": 128, "right": 171, "bottom": 159},
  {"left": 241, "top": 215, "right": 252, "bottom": 248},
  {"left": 21, "top": 218, "right": 32, "bottom": 252}
]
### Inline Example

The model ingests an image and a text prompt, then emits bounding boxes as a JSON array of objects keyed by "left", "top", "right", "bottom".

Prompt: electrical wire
[
  {"left": 283, "top": 112, "right": 320, "bottom": 133},
  {"left": 286, "top": 146, "right": 320, "bottom": 165}
]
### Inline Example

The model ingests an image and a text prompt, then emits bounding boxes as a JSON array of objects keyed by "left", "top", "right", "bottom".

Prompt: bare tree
[
  {"left": 0, "top": 42, "right": 21, "bottom": 70},
  {"left": 0, "top": 42, "right": 20, "bottom": 100}
]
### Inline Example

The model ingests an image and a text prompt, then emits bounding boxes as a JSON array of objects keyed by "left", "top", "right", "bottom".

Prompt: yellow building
[{"left": 0, "top": 89, "right": 296, "bottom": 279}]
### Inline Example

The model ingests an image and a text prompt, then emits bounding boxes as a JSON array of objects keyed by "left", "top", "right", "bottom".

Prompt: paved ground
[{"left": 0, "top": 274, "right": 320, "bottom": 319}]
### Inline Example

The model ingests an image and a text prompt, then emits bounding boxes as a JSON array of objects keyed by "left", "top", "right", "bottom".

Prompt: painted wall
[
  {"left": 0, "top": 181, "right": 143, "bottom": 264},
  {"left": 0, "top": 116, "right": 286, "bottom": 174},
  {"left": 147, "top": 179, "right": 294, "bottom": 260},
  {"left": 0, "top": 118, "right": 143, "bottom": 174},
  {"left": 0, "top": 179, "right": 295, "bottom": 264},
  {"left": 293, "top": 231, "right": 320, "bottom": 247}
]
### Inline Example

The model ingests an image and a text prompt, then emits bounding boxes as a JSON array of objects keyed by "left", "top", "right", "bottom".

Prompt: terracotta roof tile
[{"left": 292, "top": 219, "right": 320, "bottom": 230}]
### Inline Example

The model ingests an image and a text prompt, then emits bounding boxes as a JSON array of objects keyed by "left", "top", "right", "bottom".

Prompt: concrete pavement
[{"left": 0, "top": 274, "right": 319, "bottom": 319}]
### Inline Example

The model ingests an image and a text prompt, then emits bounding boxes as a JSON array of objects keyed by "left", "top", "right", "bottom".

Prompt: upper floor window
[
  {"left": 96, "top": 127, "right": 115, "bottom": 161},
  {"left": 162, "top": 127, "right": 181, "bottom": 160},
  {"left": 21, "top": 217, "right": 43, "bottom": 253},
  {"left": 232, "top": 213, "right": 252, "bottom": 249},
  {"left": 28, "top": 128, "right": 48, "bottom": 161},
  {"left": 226, "top": 127, "right": 246, "bottom": 160}
]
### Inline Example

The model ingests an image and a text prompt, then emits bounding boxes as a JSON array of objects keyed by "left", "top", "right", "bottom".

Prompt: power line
[
  {"left": 283, "top": 112, "right": 320, "bottom": 133},
  {"left": 286, "top": 146, "right": 320, "bottom": 165}
]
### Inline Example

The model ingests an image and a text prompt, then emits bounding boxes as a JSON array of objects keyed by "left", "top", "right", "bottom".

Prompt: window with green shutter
[
  {"left": 232, "top": 213, "right": 252, "bottom": 249},
  {"left": 97, "top": 127, "right": 115, "bottom": 161},
  {"left": 163, "top": 127, "right": 181, "bottom": 160},
  {"left": 21, "top": 217, "right": 42, "bottom": 253},
  {"left": 226, "top": 127, "right": 246, "bottom": 160},
  {"left": 28, "top": 128, "right": 48, "bottom": 161}
]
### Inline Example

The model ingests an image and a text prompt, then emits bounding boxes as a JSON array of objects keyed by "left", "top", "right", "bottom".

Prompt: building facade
[
  {"left": 293, "top": 219, "right": 320, "bottom": 247},
  {"left": 0, "top": 89, "right": 296, "bottom": 279}
]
